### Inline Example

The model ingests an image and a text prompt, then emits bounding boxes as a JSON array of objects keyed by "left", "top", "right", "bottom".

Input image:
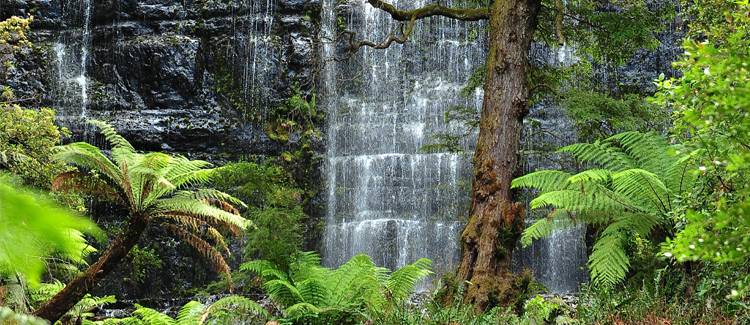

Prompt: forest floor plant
[{"left": 241, "top": 252, "right": 432, "bottom": 324}]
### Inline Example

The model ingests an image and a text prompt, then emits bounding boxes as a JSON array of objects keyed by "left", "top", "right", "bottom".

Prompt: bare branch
[
  {"left": 367, "top": 0, "right": 489, "bottom": 21},
  {"left": 345, "top": 17, "right": 418, "bottom": 51}
]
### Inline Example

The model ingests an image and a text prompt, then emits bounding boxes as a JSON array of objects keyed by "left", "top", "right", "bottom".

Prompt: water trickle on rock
[{"left": 54, "top": 0, "right": 92, "bottom": 123}]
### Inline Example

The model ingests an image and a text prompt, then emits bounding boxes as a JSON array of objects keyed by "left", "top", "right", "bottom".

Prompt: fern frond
[
  {"left": 530, "top": 189, "right": 626, "bottom": 212},
  {"left": 568, "top": 169, "right": 612, "bottom": 184},
  {"left": 609, "top": 132, "right": 671, "bottom": 176},
  {"left": 201, "top": 296, "right": 268, "bottom": 322},
  {"left": 53, "top": 142, "right": 123, "bottom": 184},
  {"left": 284, "top": 303, "right": 321, "bottom": 319},
  {"left": 52, "top": 171, "right": 122, "bottom": 203},
  {"left": 559, "top": 142, "right": 634, "bottom": 171},
  {"left": 386, "top": 258, "right": 433, "bottom": 302},
  {"left": 297, "top": 279, "right": 330, "bottom": 306},
  {"left": 133, "top": 304, "right": 175, "bottom": 325},
  {"left": 612, "top": 168, "right": 670, "bottom": 213},
  {"left": 588, "top": 225, "right": 629, "bottom": 287},
  {"left": 511, "top": 170, "right": 572, "bottom": 192},
  {"left": 240, "top": 260, "right": 287, "bottom": 281},
  {"left": 157, "top": 198, "right": 250, "bottom": 232},
  {"left": 89, "top": 120, "right": 135, "bottom": 153},
  {"left": 521, "top": 210, "right": 575, "bottom": 247},
  {"left": 264, "top": 279, "right": 305, "bottom": 307},
  {"left": 163, "top": 224, "right": 232, "bottom": 287},
  {"left": 175, "top": 301, "right": 204, "bottom": 325}
]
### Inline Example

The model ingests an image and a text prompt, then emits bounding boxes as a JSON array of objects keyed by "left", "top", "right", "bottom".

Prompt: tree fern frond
[
  {"left": 201, "top": 296, "right": 268, "bottom": 322},
  {"left": 53, "top": 171, "right": 122, "bottom": 203},
  {"left": 53, "top": 142, "right": 123, "bottom": 184},
  {"left": 609, "top": 131, "right": 671, "bottom": 176},
  {"left": 157, "top": 198, "right": 250, "bottom": 232},
  {"left": 588, "top": 226, "right": 629, "bottom": 287},
  {"left": 133, "top": 305, "right": 175, "bottom": 325},
  {"left": 176, "top": 189, "right": 248, "bottom": 209},
  {"left": 175, "top": 301, "right": 204, "bottom": 325},
  {"left": 511, "top": 170, "right": 572, "bottom": 192},
  {"left": 284, "top": 303, "right": 321, "bottom": 319},
  {"left": 612, "top": 168, "right": 670, "bottom": 213},
  {"left": 558, "top": 142, "right": 634, "bottom": 171},
  {"left": 568, "top": 169, "right": 612, "bottom": 184},
  {"left": 521, "top": 210, "right": 575, "bottom": 247},
  {"left": 264, "top": 279, "right": 305, "bottom": 307},
  {"left": 163, "top": 224, "right": 232, "bottom": 288},
  {"left": 530, "top": 189, "right": 626, "bottom": 212},
  {"left": 386, "top": 259, "right": 433, "bottom": 302},
  {"left": 89, "top": 120, "right": 135, "bottom": 153}
]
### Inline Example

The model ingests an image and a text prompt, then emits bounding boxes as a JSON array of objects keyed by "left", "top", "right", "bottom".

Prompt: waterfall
[
  {"left": 321, "top": 0, "right": 484, "bottom": 275},
  {"left": 53, "top": 0, "right": 92, "bottom": 121},
  {"left": 321, "top": 1, "right": 588, "bottom": 292}
]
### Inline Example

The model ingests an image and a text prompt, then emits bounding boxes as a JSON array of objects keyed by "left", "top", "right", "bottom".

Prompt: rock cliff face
[
  {"left": 2, "top": 0, "right": 323, "bottom": 299},
  {"left": 2, "top": 0, "right": 321, "bottom": 157}
]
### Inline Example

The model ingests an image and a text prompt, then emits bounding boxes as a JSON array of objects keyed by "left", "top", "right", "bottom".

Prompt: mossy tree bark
[
  {"left": 34, "top": 214, "right": 149, "bottom": 322},
  {"left": 362, "top": 0, "right": 541, "bottom": 311},
  {"left": 456, "top": 0, "right": 541, "bottom": 311}
]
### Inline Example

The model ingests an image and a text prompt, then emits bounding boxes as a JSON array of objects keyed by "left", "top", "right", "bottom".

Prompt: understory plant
[
  {"left": 513, "top": 131, "right": 698, "bottom": 286},
  {"left": 241, "top": 252, "right": 432, "bottom": 324}
]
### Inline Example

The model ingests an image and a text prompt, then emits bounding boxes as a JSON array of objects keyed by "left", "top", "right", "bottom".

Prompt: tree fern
[
  {"left": 513, "top": 131, "right": 698, "bottom": 287},
  {"left": 46, "top": 120, "right": 249, "bottom": 307}
]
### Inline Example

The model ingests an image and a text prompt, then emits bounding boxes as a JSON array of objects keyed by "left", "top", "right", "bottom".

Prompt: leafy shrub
[{"left": 214, "top": 162, "right": 306, "bottom": 270}]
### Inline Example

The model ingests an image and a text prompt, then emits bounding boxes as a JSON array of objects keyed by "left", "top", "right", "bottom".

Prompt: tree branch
[
  {"left": 367, "top": 0, "right": 489, "bottom": 21},
  {"left": 345, "top": 17, "right": 418, "bottom": 51}
]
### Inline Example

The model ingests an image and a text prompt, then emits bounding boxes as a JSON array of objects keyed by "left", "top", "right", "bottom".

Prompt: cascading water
[
  {"left": 322, "top": 1, "right": 588, "bottom": 292},
  {"left": 234, "top": 0, "right": 277, "bottom": 117},
  {"left": 321, "top": 0, "right": 485, "bottom": 275},
  {"left": 53, "top": 0, "right": 92, "bottom": 122}
]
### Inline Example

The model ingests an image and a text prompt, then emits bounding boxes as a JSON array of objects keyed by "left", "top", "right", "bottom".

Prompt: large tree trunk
[
  {"left": 456, "top": 0, "right": 540, "bottom": 311},
  {"left": 34, "top": 214, "right": 149, "bottom": 322}
]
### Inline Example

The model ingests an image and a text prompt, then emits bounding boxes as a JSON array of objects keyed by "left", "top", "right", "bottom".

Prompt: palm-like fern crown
[
  {"left": 512, "top": 132, "right": 698, "bottom": 287},
  {"left": 240, "top": 252, "right": 432, "bottom": 321},
  {"left": 52, "top": 120, "right": 251, "bottom": 281}
]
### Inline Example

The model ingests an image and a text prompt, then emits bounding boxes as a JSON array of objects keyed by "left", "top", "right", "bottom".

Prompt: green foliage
[
  {"left": 561, "top": 90, "right": 667, "bottom": 141},
  {"left": 53, "top": 120, "right": 250, "bottom": 283},
  {"left": 126, "top": 245, "right": 163, "bottom": 285},
  {"left": 0, "top": 106, "right": 67, "bottom": 187},
  {"left": 544, "top": 0, "right": 668, "bottom": 64},
  {"left": 654, "top": 0, "right": 750, "bottom": 300},
  {"left": 0, "top": 16, "right": 33, "bottom": 97},
  {"left": 241, "top": 252, "right": 432, "bottom": 324},
  {"left": 97, "top": 296, "right": 268, "bottom": 325},
  {"left": 0, "top": 175, "right": 101, "bottom": 286},
  {"left": 214, "top": 162, "right": 305, "bottom": 270},
  {"left": 513, "top": 132, "right": 698, "bottom": 287}
]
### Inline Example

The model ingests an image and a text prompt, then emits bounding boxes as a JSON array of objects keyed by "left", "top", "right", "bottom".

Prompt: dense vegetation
[{"left": 1, "top": 0, "right": 749, "bottom": 324}]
